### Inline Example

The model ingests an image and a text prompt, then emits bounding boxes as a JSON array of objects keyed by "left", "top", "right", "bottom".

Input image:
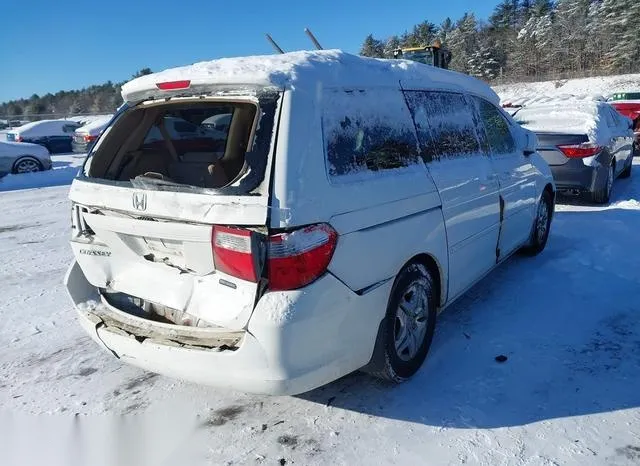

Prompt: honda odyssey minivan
[{"left": 65, "top": 50, "right": 555, "bottom": 395}]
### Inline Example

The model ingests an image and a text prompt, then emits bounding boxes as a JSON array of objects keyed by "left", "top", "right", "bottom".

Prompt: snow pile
[
  {"left": 495, "top": 74, "right": 640, "bottom": 107},
  {"left": 122, "top": 50, "right": 499, "bottom": 104},
  {"left": 76, "top": 115, "right": 112, "bottom": 136}
]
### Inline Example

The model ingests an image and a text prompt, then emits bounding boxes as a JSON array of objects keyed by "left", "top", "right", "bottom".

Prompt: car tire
[
  {"left": 521, "top": 189, "right": 553, "bottom": 256},
  {"left": 363, "top": 262, "right": 437, "bottom": 383},
  {"left": 619, "top": 157, "right": 632, "bottom": 179},
  {"left": 591, "top": 162, "right": 614, "bottom": 204},
  {"left": 12, "top": 156, "right": 43, "bottom": 174}
]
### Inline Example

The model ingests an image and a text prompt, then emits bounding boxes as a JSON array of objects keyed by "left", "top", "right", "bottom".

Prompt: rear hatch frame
[{"left": 69, "top": 88, "right": 284, "bottom": 331}]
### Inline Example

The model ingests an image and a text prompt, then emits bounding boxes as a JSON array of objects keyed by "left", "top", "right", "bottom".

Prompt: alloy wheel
[{"left": 394, "top": 280, "right": 430, "bottom": 362}]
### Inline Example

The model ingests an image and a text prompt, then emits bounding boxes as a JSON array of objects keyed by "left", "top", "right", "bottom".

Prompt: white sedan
[{"left": 0, "top": 140, "right": 52, "bottom": 177}]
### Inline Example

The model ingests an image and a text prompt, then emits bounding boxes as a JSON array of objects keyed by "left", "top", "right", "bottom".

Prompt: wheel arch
[
  {"left": 361, "top": 251, "right": 442, "bottom": 377},
  {"left": 401, "top": 253, "right": 444, "bottom": 310},
  {"left": 543, "top": 183, "right": 555, "bottom": 217}
]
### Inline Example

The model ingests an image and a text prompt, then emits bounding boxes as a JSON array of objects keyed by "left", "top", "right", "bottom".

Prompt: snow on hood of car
[
  {"left": 514, "top": 101, "right": 614, "bottom": 144},
  {"left": 121, "top": 49, "right": 499, "bottom": 104},
  {"left": 75, "top": 115, "right": 113, "bottom": 136}
]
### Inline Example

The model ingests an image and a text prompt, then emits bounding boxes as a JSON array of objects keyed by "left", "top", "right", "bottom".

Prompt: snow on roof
[
  {"left": 121, "top": 49, "right": 499, "bottom": 104},
  {"left": 11, "top": 119, "right": 77, "bottom": 136},
  {"left": 514, "top": 100, "right": 610, "bottom": 142},
  {"left": 76, "top": 115, "right": 113, "bottom": 135}
]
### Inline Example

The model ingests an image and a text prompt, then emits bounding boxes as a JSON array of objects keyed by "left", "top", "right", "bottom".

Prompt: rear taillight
[
  {"left": 212, "top": 226, "right": 260, "bottom": 282},
  {"left": 84, "top": 134, "right": 97, "bottom": 143},
  {"left": 557, "top": 143, "right": 602, "bottom": 158},
  {"left": 211, "top": 223, "right": 338, "bottom": 291},
  {"left": 268, "top": 224, "right": 338, "bottom": 291}
]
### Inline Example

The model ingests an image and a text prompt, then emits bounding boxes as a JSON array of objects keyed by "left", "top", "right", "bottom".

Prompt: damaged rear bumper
[{"left": 64, "top": 260, "right": 392, "bottom": 395}]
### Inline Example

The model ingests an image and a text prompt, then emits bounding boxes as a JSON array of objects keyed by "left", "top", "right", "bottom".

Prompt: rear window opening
[{"left": 82, "top": 94, "right": 279, "bottom": 195}]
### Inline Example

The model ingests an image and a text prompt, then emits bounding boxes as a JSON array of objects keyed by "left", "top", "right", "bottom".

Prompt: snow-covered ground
[
  {"left": 0, "top": 153, "right": 83, "bottom": 192},
  {"left": 495, "top": 73, "right": 640, "bottom": 106},
  {"left": 1, "top": 156, "right": 640, "bottom": 466}
]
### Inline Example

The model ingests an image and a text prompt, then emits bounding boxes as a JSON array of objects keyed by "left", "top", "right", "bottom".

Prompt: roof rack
[{"left": 265, "top": 28, "right": 324, "bottom": 54}]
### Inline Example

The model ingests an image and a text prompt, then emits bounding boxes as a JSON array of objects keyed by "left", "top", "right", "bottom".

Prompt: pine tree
[
  {"left": 602, "top": 0, "right": 640, "bottom": 72},
  {"left": 438, "top": 18, "right": 454, "bottom": 45},
  {"left": 132, "top": 68, "right": 153, "bottom": 79},
  {"left": 360, "top": 34, "right": 385, "bottom": 58},
  {"left": 385, "top": 35, "right": 401, "bottom": 57},
  {"left": 411, "top": 21, "right": 438, "bottom": 47},
  {"left": 531, "top": 0, "right": 554, "bottom": 16},
  {"left": 448, "top": 13, "right": 479, "bottom": 74},
  {"left": 490, "top": 0, "right": 519, "bottom": 29}
]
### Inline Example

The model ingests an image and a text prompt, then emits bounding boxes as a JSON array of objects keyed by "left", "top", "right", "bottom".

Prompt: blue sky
[{"left": 0, "top": 0, "right": 500, "bottom": 103}]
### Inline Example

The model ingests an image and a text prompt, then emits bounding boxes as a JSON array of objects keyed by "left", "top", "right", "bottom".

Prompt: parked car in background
[
  {"left": 0, "top": 140, "right": 51, "bottom": 177},
  {"left": 608, "top": 91, "right": 640, "bottom": 120},
  {"left": 515, "top": 100, "right": 634, "bottom": 203},
  {"left": 6, "top": 120, "right": 81, "bottom": 153},
  {"left": 607, "top": 92, "right": 640, "bottom": 155},
  {"left": 501, "top": 102, "right": 523, "bottom": 116},
  {"left": 65, "top": 51, "right": 555, "bottom": 395},
  {"left": 202, "top": 112, "right": 231, "bottom": 132},
  {"left": 72, "top": 115, "right": 112, "bottom": 153}
]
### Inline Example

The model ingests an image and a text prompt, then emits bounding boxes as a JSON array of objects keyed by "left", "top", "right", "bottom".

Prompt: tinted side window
[
  {"left": 404, "top": 91, "right": 481, "bottom": 161},
  {"left": 63, "top": 124, "right": 79, "bottom": 133},
  {"left": 323, "top": 89, "right": 420, "bottom": 180},
  {"left": 472, "top": 97, "right": 516, "bottom": 155}
]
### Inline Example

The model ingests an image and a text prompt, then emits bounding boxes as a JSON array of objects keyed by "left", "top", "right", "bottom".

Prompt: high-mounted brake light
[
  {"left": 557, "top": 143, "right": 602, "bottom": 158},
  {"left": 155, "top": 80, "right": 191, "bottom": 91},
  {"left": 211, "top": 223, "right": 338, "bottom": 291}
]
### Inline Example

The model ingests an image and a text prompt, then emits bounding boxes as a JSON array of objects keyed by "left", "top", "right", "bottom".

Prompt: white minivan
[{"left": 65, "top": 50, "right": 555, "bottom": 395}]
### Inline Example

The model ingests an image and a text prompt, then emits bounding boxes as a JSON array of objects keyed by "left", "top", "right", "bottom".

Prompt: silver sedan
[{"left": 0, "top": 140, "right": 52, "bottom": 177}]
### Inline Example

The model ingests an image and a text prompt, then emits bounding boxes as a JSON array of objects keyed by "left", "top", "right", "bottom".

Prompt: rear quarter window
[
  {"left": 322, "top": 89, "right": 421, "bottom": 183},
  {"left": 472, "top": 97, "right": 516, "bottom": 155},
  {"left": 403, "top": 90, "right": 482, "bottom": 161}
]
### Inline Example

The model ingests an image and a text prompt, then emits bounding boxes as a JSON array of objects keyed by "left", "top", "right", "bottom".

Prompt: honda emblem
[{"left": 132, "top": 192, "right": 147, "bottom": 211}]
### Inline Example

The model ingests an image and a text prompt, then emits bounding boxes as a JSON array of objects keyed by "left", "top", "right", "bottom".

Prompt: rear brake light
[
  {"left": 211, "top": 223, "right": 338, "bottom": 291},
  {"left": 557, "top": 143, "right": 602, "bottom": 158},
  {"left": 83, "top": 134, "right": 97, "bottom": 143},
  {"left": 212, "top": 226, "right": 259, "bottom": 282},
  {"left": 156, "top": 80, "right": 191, "bottom": 91},
  {"left": 268, "top": 224, "right": 338, "bottom": 291}
]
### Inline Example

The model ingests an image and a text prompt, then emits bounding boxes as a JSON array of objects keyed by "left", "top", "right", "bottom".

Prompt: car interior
[{"left": 86, "top": 101, "right": 258, "bottom": 189}]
